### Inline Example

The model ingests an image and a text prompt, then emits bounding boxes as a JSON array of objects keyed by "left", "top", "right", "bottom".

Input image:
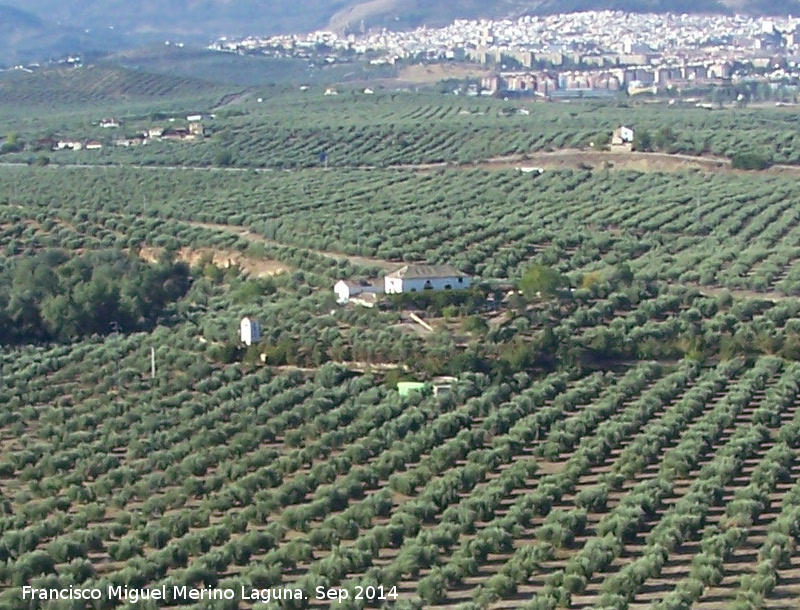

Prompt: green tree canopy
[
  {"left": 519, "top": 264, "right": 567, "bottom": 299},
  {"left": 0, "top": 249, "right": 191, "bottom": 344}
]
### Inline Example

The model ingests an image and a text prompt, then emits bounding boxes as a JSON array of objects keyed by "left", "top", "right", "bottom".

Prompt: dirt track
[
  {"left": 184, "top": 221, "right": 399, "bottom": 271},
  {"left": 469, "top": 149, "right": 731, "bottom": 173},
  {"left": 412, "top": 149, "right": 800, "bottom": 176},
  {"left": 5, "top": 148, "right": 800, "bottom": 176}
]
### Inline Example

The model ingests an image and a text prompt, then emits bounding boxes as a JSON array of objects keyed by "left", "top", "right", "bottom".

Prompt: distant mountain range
[
  {"left": 0, "top": 4, "right": 128, "bottom": 66},
  {"left": 3, "top": 0, "right": 800, "bottom": 66}
]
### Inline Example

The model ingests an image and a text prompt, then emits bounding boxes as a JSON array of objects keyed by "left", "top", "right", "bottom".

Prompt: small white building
[
  {"left": 56, "top": 140, "right": 82, "bottom": 150},
  {"left": 384, "top": 265, "right": 471, "bottom": 294},
  {"left": 240, "top": 317, "right": 261, "bottom": 346},
  {"left": 611, "top": 125, "right": 635, "bottom": 146},
  {"left": 334, "top": 279, "right": 384, "bottom": 304}
]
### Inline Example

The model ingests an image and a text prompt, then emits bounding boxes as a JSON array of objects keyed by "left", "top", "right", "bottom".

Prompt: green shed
[{"left": 397, "top": 381, "right": 426, "bottom": 396}]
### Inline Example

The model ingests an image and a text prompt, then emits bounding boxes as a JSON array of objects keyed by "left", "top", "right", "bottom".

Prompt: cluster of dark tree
[
  {"left": 712, "top": 81, "right": 799, "bottom": 105},
  {"left": 730, "top": 152, "right": 772, "bottom": 171},
  {"left": 443, "top": 327, "right": 562, "bottom": 381},
  {"left": 386, "top": 287, "right": 491, "bottom": 317},
  {"left": 582, "top": 325, "right": 800, "bottom": 365},
  {"left": 0, "top": 132, "right": 23, "bottom": 154},
  {"left": 0, "top": 249, "right": 190, "bottom": 344},
  {"left": 631, "top": 126, "right": 680, "bottom": 153}
]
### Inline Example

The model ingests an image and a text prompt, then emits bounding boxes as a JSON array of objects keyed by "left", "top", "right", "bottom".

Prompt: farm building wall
[{"left": 386, "top": 276, "right": 471, "bottom": 293}]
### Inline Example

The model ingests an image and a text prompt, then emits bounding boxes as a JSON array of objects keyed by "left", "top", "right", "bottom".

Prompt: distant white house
[
  {"left": 611, "top": 125, "right": 635, "bottom": 146},
  {"left": 114, "top": 136, "right": 144, "bottom": 147},
  {"left": 240, "top": 317, "right": 261, "bottom": 346},
  {"left": 57, "top": 140, "right": 82, "bottom": 150},
  {"left": 334, "top": 279, "right": 384, "bottom": 304},
  {"left": 324, "top": 87, "right": 338, "bottom": 96},
  {"left": 187, "top": 114, "right": 203, "bottom": 122},
  {"left": 384, "top": 265, "right": 471, "bottom": 294}
]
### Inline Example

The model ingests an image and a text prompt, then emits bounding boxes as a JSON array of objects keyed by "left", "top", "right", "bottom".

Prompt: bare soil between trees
[
  {"left": 137, "top": 245, "right": 290, "bottom": 277},
  {"left": 409, "top": 149, "right": 800, "bottom": 176}
]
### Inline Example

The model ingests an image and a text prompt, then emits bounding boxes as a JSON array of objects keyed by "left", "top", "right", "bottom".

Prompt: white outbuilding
[
  {"left": 240, "top": 317, "right": 261, "bottom": 346},
  {"left": 611, "top": 125, "right": 635, "bottom": 145},
  {"left": 334, "top": 279, "right": 384, "bottom": 304},
  {"left": 384, "top": 265, "right": 471, "bottom": 294}
]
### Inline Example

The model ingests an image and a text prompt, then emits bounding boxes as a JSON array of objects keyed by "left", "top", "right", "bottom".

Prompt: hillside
[
  {"left": 329, "top": 0, "right": 800, "bottom": 30},
  {"left": 0, "top": 65, "right": 236, "bottom": 112},
  {"left": 0, "top": 4, "right": 72, "bottom": 65},
  {"left": 2, "top": 0, "right": 799, "bottom": 65},
  {"left": 7, "top": 96, "right": 800, "bottom": 609},
  {"left": 6, "top": 1, "right": 350, "bottom": 39},
  {"left": 100, "top": 44, "right": 395, "bottom": 86},
  {"left": 7, "top": 0, "right": 800, "bottom": 42},
  {"left": 327, "top": 0, "right": 724, "bottom": 30},
  {"left": 0, "top": 3, "right": 132, "bottom": 66}
]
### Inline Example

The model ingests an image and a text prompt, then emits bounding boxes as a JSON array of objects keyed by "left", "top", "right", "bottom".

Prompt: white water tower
[{"left": 240, "top": 317, "right": 261, "bottom": 346}]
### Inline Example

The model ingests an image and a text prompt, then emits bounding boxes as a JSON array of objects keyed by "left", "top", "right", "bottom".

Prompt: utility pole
[
  {"left": 151, "top": 347, "right": 156, "bottom": 379},
  {"left": 110, "top": 321, "right": 121, "bottom": 391}
]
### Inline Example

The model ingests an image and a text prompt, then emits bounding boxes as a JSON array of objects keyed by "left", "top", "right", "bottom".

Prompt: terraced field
[
  {"left": 6, "top": 165, "right": 800, "bottom": 298},
  {"left": 3, "top": 97, "right": 800, "bottom": 610},
  {"left": 3, "top": 333, "right": 800, "bottom": 609},
  {"left": 4, "top": 88, "right": 800, "bottom": 169}
]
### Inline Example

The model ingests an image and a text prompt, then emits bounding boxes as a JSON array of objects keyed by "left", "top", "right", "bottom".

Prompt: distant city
[{"left": 210, "top": 11, "right": 800, "bottom": 98}]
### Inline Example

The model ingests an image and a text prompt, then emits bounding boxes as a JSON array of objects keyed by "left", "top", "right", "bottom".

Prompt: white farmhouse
[
  {"left": 240, "top": 317, "right": 261, "bottom": 346},
  {"left": 611, "top": 125, "right": 635, "bottom": 146},
  {"left": 384, "top": 265, "right": 471, "bottom": 294},
  {"left": 334, "top": 279, "right": 384, "bottom": 304}
]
